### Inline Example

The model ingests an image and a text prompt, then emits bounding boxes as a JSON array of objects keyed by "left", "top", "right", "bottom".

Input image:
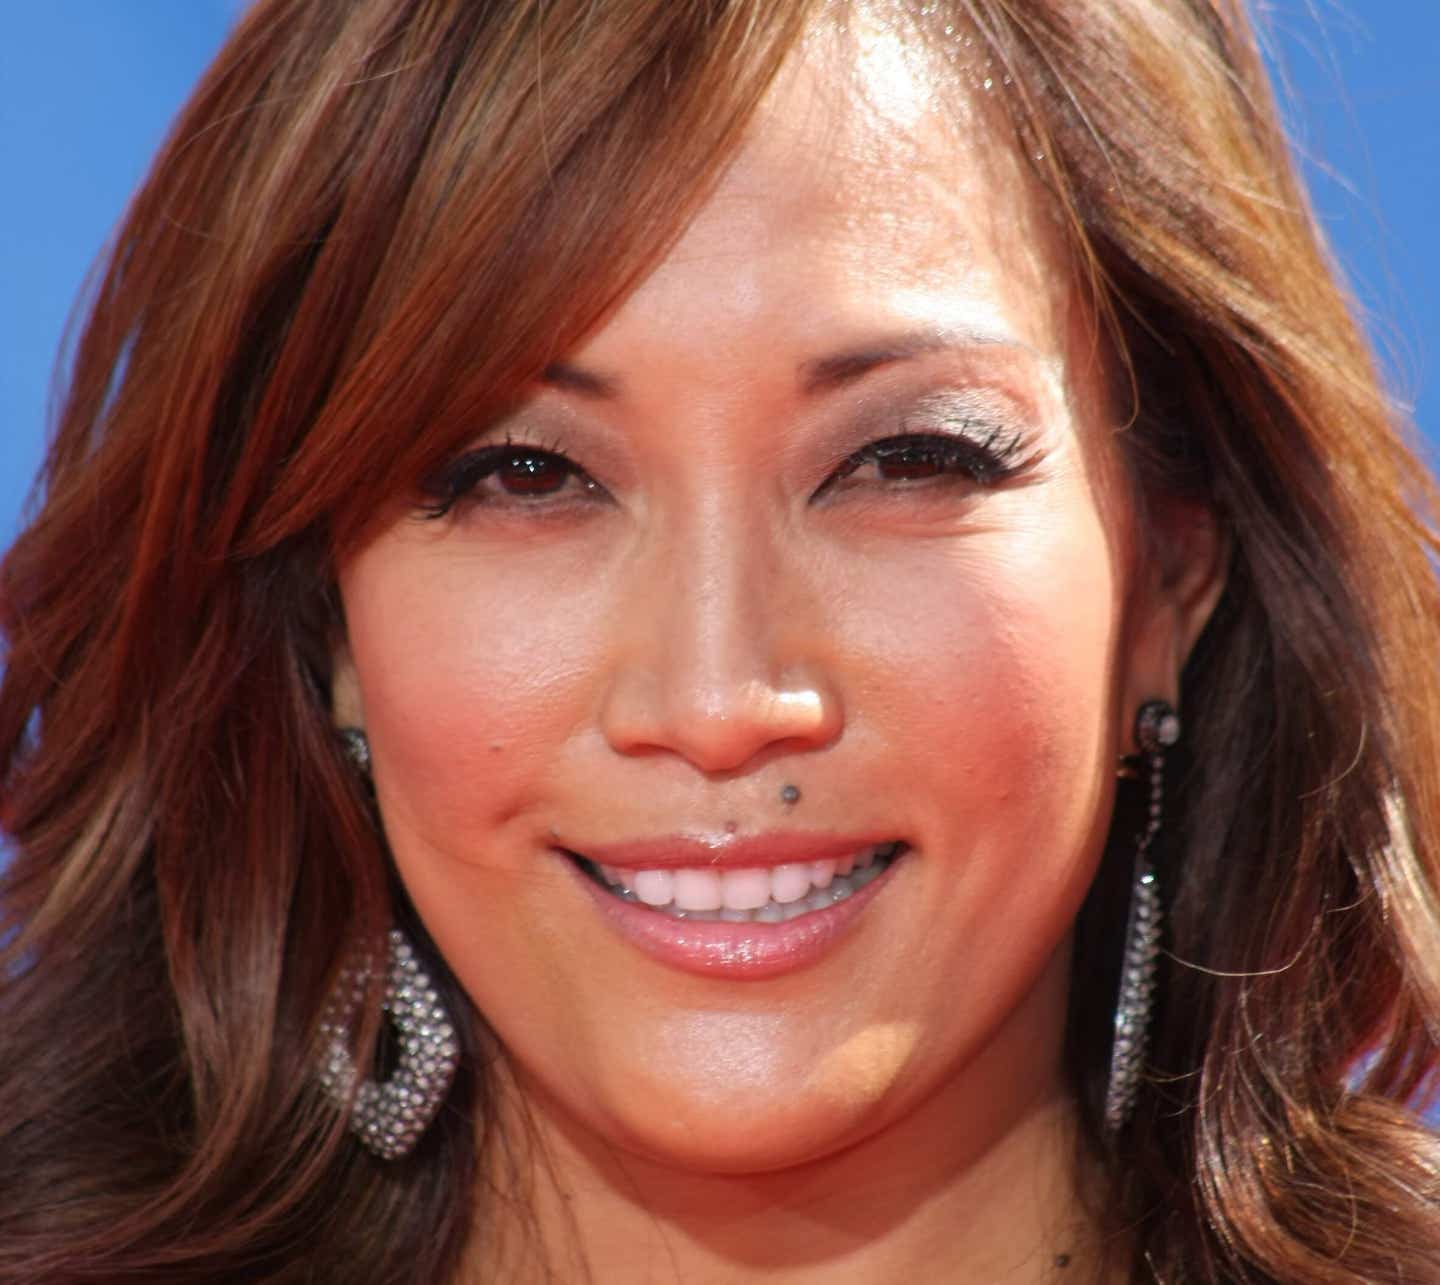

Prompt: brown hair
[{"left": 1, "top": 1, "right": 1437, "bottom": 1280}]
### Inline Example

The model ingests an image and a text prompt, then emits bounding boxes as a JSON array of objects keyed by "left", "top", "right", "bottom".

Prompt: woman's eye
[
  {"left": 818, "top": 429, "right": 1024, "bottom": 497},
  {"left": 420, "top": 426, "right": 1026, "bottom": 520},
  {"left": 419, "top": 442, "right": 599, "bottom": 519}
]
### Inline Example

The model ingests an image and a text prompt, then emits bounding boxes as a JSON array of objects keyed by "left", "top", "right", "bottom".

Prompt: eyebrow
[
  {"left": 539, "top": 361, "right": 620, "bottom": 399},
  {"left": 539, "top": 325, "right": 1029, "bottom": 401},
  {"left": 797, "top": 326, "right": 1028, "bottom": 393}
]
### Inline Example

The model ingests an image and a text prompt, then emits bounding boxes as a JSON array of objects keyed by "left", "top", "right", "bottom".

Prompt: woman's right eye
[{"left": 419, "top": 441, "right": 601, "bottom": 519}]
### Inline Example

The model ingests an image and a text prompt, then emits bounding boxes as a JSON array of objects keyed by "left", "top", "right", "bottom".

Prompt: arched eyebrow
[
  {"left": 539, "top": 325, "right": 1030, "bottom": 401},
  {"left": 796, "top": 326, "right": 1029, "bottom": 393}
]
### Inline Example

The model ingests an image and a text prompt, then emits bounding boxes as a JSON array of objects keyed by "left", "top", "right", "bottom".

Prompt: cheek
[
  {"left": 828, "top": 498, "right": 1123, "bottom": 1001},
  {"left": 339, "top": 547, "right": 608, "bottom": 847},
  {"left": 833, "top": 507, "right": 1119, "bottom": 825}
]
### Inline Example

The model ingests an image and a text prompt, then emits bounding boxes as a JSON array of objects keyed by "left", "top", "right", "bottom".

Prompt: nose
[{"left": 597, "top": 507, "right": 843, "bottom": 775}]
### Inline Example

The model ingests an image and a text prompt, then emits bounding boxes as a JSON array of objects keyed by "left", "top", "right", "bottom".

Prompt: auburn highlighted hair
[{"left": 2, "top": 1, "right": 1437, "bottom": 1281}]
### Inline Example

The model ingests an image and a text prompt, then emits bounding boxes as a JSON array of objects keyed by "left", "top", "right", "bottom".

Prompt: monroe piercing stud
[{"left": 780, "top": 784, "right": 801, "bottom": 805}]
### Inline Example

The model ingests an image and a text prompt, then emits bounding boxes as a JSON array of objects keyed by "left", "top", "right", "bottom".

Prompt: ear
[
  {"left": 331, "top": 637, "right": 365, "bottom": 729},
  {"left": 1120, "top": 493, "right": 1228, "bottom": 748}
]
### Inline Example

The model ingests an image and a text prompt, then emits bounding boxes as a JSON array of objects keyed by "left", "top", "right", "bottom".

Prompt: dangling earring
[
  {"left": 322, "top": 726, "right": 460, "bottom": 1159},
  {"left": 317, "top": 929, "right": 461, "bottom": 1160},
  {"left": 1104, "top": 699, "right": 1180, "bottom": 1134}
]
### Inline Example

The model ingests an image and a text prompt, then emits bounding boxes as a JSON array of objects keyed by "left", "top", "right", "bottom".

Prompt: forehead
[{"left": 582, "top": 12, "right": 1075, "bottom": 372}]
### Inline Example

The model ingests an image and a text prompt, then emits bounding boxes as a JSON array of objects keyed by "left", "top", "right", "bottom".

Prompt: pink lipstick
[{"left": 558, "top": 832, "right": 909, "bottom": 979}]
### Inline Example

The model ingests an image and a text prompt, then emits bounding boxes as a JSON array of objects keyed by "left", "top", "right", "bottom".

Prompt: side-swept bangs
[{"left": 108, "top": 1, "right": 818, "bottom": 572}]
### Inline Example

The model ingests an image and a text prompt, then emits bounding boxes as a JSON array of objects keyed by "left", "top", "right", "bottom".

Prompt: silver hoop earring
[
  {"left": 317, "top": 929, "right": 460, "bottom": 1160},
  {"left": 1104, "top": 699, "right": 1179, "bottom": 1134}
]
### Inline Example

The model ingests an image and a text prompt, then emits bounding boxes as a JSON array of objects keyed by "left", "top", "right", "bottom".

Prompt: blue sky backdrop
[{"left": 3, "top": 4, "right": 1438, "bottom": 541}]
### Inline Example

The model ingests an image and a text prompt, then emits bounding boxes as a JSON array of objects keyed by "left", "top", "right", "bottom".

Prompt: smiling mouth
[{"left": 567, "top": 841, "right": 908, "bottom": 924}]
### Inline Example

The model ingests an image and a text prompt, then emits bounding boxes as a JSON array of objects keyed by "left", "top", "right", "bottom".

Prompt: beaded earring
[
  {"left": 1104, "top": 699, "right": 1179, "bottom": 1133},
  {"left": 322, "top": 727, "right": 460, "bottom": 1159},
  {"left": 317, "top": 928, "right": 460, "bottom": 1160}
]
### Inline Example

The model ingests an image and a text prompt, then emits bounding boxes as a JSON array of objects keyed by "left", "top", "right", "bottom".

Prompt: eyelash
[
  {"left": 417, "top": 425, "right": 1028, "bottom": 521},
  {"left": 820, "top": 424, "right": 1026, "bottom": 497},
  {"left": 418, "top": 434, "right": 591, "bottom": 520}
]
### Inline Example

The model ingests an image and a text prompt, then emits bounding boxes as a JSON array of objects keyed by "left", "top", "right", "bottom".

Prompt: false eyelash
[
  {"left": 416, "top": 421, "right": 1031, "bottom": 521},
  {"left": 820, "top": 424, "right": 1029, "bottom": 496},
  {"left": 417, "top": 433, "right": 581, "bottom": 521}
]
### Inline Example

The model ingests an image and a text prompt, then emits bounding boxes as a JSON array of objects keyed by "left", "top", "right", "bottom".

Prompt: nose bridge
[
  {"left": 672, "top": 493, "right": 773, "bottom": 682},
  {"left": 600, "top": 490, "right": 840, "bottom": 772}
]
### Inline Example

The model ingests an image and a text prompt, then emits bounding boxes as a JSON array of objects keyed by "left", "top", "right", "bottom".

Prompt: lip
[
  {"left": 561, "top": 841, "right": 907, "bottom": 980},
  {"left": 564, "top": 830, "right": 900, "bottom": 871}
]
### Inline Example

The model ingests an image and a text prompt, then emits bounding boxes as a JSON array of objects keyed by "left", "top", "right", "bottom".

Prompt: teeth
[
  {"left": 720, "top": 868, "right": 771, "bottom": 911},
  {"left": 672, "top": 868, "right": 723, "bottom": 912},
  {"left": 632, "top": 869, "right": 674, "bottom": 906},
  {"left": 591, "top": 843, "right": 904, "bottom": 922},
  {"left": 769, "top": 863, "right": 813, "bottom": 904}
]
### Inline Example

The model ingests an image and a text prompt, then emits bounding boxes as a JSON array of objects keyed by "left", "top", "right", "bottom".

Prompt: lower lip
[{"left": 563, "top": 851, "right": 904, "bottom": 980}]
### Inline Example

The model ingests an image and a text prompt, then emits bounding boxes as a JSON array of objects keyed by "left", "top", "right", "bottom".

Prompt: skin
[{"left": 334, "top": 20, "right": 1224, "bottom": 1283}]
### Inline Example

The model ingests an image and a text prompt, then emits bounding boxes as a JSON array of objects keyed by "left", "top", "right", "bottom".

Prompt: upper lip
[{"left": 560, "top": 831, "right": 902, "bottom": 870}]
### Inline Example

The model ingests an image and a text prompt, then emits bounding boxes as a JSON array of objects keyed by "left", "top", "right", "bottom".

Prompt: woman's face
[{"left": 335, "top": 27, "right": 1215, "bottom": 1174}]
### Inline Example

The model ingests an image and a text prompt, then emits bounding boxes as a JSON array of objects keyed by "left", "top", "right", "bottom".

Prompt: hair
[{"left": 2, "top": 0, "right": 1438, "bottom": 1280}]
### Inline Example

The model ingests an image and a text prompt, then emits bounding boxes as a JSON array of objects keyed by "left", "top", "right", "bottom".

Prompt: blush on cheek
[
  {"left": 835, "top": 545, "right": 1119, "bottom": 973},
  {"left": 343, "top": 566, "right": 583, "bottom": 850},
  {"left": 855, "top": 532, "right": 1114, "bottom": 795}
]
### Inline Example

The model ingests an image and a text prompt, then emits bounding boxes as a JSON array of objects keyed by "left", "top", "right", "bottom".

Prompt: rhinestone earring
[
  {"left": 325, "top": 727, "right": 459, "bottom": 1158},
  {"left": 1104, "top": 699, "right": 1179, "bottom": 1134},
  {"left": 338, "top": 726, "right": 371, "bottom": 775},
  {"left": 317, "top": 929, "right": 461, "bottom": 1160}
]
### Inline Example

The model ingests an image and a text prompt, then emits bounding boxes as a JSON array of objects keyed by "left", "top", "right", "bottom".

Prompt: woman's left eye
[{"left": 816, "top": 429, "right": 1025, "bottom": 498}]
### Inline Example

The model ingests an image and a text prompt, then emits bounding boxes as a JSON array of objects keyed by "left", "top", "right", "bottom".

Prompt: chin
[{"left": 604, "top": 1101, "right": 875, "bottom": 1177}]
